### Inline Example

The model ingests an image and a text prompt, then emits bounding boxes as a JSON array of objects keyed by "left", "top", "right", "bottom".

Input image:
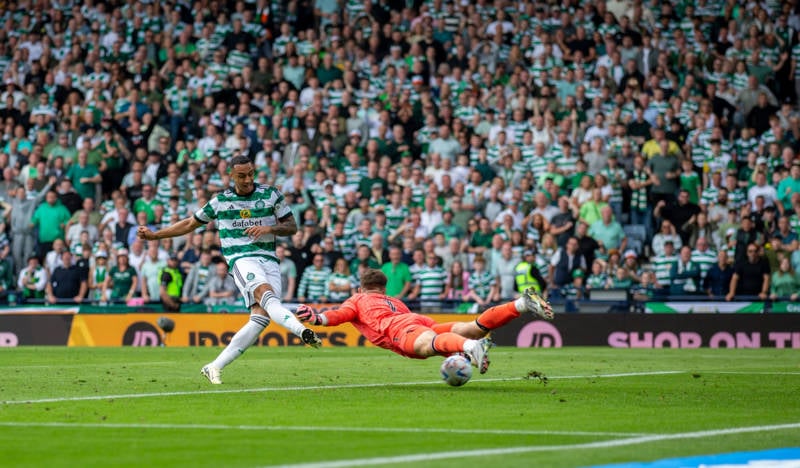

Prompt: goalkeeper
[{"left": 296, "top": 269, "right": 553, "bottom": 374}]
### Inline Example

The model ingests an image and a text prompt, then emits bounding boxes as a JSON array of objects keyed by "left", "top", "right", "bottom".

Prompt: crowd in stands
[{"left": 1, "top": 0, "right": 800, "bottom": 310}]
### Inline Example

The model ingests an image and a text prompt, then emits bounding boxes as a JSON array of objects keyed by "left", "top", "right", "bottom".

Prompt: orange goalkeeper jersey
[{"left": 323, "top": 292, "right": 433, "bottom": 353}]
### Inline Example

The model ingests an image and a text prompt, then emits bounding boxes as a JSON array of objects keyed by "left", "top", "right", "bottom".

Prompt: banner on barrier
[
  {"left": 0, "top": 314, "right": 74, "bottom": 346},
  {"left": 644, "top": 302, "right": 764, "bottom": 314},
  {"left": 67, "top": 313, "right": 474, "bottom": 347},
  {"left": 490, "top": 314, "right": 800, "bottom": 349}
]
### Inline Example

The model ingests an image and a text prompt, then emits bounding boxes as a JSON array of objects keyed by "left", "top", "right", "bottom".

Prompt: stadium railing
[{"left": 2, "top": 293, "right": 797, "bottom": 314}]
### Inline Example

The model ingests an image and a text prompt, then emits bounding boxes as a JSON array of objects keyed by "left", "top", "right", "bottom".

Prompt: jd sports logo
[
  {"left": 123, "top": 322, "right": 162, "bottom": 346},
  {"left": 517, "top": 321, "right": 563, "bottom": 348}
]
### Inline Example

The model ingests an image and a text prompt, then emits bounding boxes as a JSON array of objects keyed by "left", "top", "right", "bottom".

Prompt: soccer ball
[{"left": 440, "top": 354, "right": 473, "bottom": 387}]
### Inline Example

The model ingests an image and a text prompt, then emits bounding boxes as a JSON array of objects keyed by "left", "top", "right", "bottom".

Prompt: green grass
[{"left": 0, "top": 347, "right": 798, "bottom": 467}]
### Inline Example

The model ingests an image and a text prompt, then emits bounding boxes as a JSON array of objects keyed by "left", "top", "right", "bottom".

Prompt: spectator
[
  {"left": 140, "top": 241, "right": 167, "bottom": 303},
  {"left": 586, "top": 259, "right": 609, "bottom": 291},
  {"left": 705, "top": 250, "right": 734, "bottom": 298},
  {"left": 734, "top": 216, "right": 761, "bottom": 264},
  {"left": 651, "top": 220, "right": 683, "bottom": 258},
  {"left": 589, "top": 205, "right": 627, "bottom": 253},
  {"left": 45, "top": 251, "right": 87, "bottom": 304},
  {"left": 327, "top": 258, "right": 356, "bottom": 303},
  {"left": 276, "top": 244, "right": 297, "bottom": 302},
  {"left": 776, "top": 162, "right": 800, "bottom": 213},
  {"left": 418, "top": 254, "right": 448, "bottom": 305},
  {"left": 103, "top": 250, "right": 138, "bottom": 304},
  {"left": 652, "top": 240, "right": 678, "bottom": 293},
  {"left": 159, "top": 255, "right": 184, "bottom": 312},
  {"left": 381, "top": 246, "right": 413, "bottom": 298},
  {"left": 654, "top": 189, "right": 701, "bottom": 245},
  {"left": 647, "top": 143, "right": 681, "bottom": 205},
  {"left": 201, "top": 263, "right": 237, "bottom": 307},
  {"left": 182, "top": 251, "right": 214, "bottom": 304},
  {"left": 549, "top": 237, "right": 587, "bottom": 290},
  {"left": 9, "top": 179, "right": 53, "bottom": 273},
  {"left": 492, "top": 241, "right": 519, "bottom": 300},
  {"left": 770, "top": 257, "right": 800, "bottom": 300},
  {"left": 514, "top": 249, "right": 547, "bottom": 296},
  {"left": 65, "top": 151, "right": 102, "bottom": 201},
  {"left": 445, "top": 260, "right": 470, "bottom": 302},
  {"left": 549, "top": 196, "right": 576, "bottom": 247},
  {"left": 30, "top": 190, "right": 71, "bottom": 258},
  {"left": 17, "top": 256, "right": 47, "bottom": 302},
  {"left": 670, "top": 246, "right": 701, "bottom": 295},
  {"left": 66, "top": 211, "right": 99, "bottom": 248},
  {"left": 88, "top": 252, "right": 109, "bottom": 303},
  {"left": 297, "top": 253, "right": 330, "bottom": 303},
  {"left": 726, "top": 243, "right": 771, "bottom": 301},
  {"left": 465, "top": 256, "right": 498, "bottom": 307}
]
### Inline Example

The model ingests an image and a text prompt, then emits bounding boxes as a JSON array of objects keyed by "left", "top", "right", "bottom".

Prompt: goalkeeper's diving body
[
  {"left": 296, "top": 269, "right": 553, "bottom": 373},
  {"left": 137, "top": 156, "right": 322, "bottom": 385}
]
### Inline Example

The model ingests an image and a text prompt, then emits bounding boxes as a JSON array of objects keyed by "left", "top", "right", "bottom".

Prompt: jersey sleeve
[
  {"left": 194, "top": 196, "right": 218, "bottom": 224},
  {"left": 273, "top": 192, "right": 292, "bottom": 219},
  {"left": 322, "top": 297, "right": 359, "bottom": 326}
]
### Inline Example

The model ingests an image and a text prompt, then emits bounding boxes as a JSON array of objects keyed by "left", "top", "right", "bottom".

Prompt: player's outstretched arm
[{"left": 138, "top": 216, "right": 203, "bottom": 241}]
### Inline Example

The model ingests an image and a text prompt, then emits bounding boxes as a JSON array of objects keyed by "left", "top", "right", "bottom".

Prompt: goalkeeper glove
[{"left": 295, "top": 304, "right": 322, "bottom": 325}]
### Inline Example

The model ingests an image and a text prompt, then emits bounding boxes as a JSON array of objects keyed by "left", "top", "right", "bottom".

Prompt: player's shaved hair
[
  {"left": 361, "top": 269, "right": 388, "bottom": 291},
  {"left": 230, "top": 155, "right": 253, "bottom": 167}
]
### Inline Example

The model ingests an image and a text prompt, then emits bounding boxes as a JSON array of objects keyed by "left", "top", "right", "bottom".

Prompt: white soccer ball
[{"left": 440, "top": 354, "right": 473, "bottom": 387}]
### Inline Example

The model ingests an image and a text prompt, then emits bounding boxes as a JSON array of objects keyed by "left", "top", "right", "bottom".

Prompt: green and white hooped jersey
[{"left": 194, "top": 184, "right": 291, "bottom": 268}]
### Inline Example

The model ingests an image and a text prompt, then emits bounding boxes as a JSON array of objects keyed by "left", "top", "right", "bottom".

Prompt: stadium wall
[{"left": 1, "top": 307, "right": 798, "bottom": 348}]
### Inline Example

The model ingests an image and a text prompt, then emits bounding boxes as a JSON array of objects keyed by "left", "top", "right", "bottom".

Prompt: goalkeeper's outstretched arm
[{"left": 295, "top": 303, "right": 357, "bottom": 326}]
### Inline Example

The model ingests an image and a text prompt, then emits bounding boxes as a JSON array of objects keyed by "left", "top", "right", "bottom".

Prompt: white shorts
[{"left": 229, "top": 257, "right": 282, "bottom": 309}]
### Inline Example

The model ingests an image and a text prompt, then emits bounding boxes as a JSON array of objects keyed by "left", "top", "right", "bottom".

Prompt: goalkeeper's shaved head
[{"left": 361, "top": 269, "right": 388, "bottom": 292}]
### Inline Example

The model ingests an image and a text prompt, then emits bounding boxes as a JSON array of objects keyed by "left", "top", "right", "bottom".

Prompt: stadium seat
[
  {"left": 622, "top": 224, "right": 647, "bottom": 256},
  {"left": 624, "top": 224, "right": 647, "bottom": 244}
]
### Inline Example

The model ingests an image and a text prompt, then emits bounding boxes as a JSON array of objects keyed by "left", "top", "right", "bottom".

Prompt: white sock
[
  {"left": 462, "top": 339, "right": 478, "bottom": 354},
  {"left": 514, "top": 296, "right": 526, "bottom": 312},
  {"left": 210, "top": 314, "right": 269, "bottom": 369},
  {"left": 260, "top": 291, "right": 306, "bottom": 337}
]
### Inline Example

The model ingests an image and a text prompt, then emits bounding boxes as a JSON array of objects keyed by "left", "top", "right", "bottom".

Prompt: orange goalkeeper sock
[
  {"left": 431, "top": 333, "right": 468, "bottom": 355},
  {"left": 431, "top": 322, "right": 456, "bottom": 334},
  {"left": 475, "top": 302, "right": 520, "bottom": 331}
]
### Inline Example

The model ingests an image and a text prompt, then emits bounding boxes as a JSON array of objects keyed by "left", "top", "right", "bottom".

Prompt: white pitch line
[
  {"left": 0, "top": 370, "right": 683, "bottom": 405},
  {"left": 0, "top": 422, "right": 647, "bottom": 438},
  {"left": 267, "top": 422, "right": 800, "bottom": 468}
]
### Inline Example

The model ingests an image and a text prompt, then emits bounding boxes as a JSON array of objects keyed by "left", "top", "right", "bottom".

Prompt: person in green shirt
[
  {"left": 45, "top": 133, "right": 78, "bottom": 165},
  {"left": 30, "top": 190, "right": 71, "bottom": 257},
  {"left": 65, "top": 151, "right": 102, "bottom": 200},
  {"left": 133, "top": 184, "right": 163, "bottom": 224},
  {"left": 103, "top": 250, "right": 138, "bottom": 303},
  {"left": 578, "top": 188, "right": 609, "bottom": 227},
  {"left": 770, "top": 257, "right": 800, "bottom": 300},
  {"left": 381, "top": 246, "right": 413, "bottom": 298},
  {"left": 679, "top": 158, "right": 701, "bottom": 205},
  {"left": 777, "top": 163, "right": 800, "bottom": 212}
]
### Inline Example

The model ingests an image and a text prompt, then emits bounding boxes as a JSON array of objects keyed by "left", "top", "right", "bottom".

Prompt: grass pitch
[{"left": 0, "top": 346, "right": 798, "bottom": 467}]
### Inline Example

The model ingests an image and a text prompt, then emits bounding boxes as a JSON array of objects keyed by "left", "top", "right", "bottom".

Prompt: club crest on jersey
[
  {"left": 246, "top": 272, "right": 255, "bottom": 281},
  {"left": 255, "top": 200, "right": 265, "bottom": 209},
  {"left": 240, "top": 209, "right": 252, "bottom": 218}
]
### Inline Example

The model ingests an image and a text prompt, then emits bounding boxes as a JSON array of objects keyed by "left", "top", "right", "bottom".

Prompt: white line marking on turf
[
  {"left": 0, "top": 370, "right": 682, "bottom": 405},
  {"left": 266, "top": 422, "right": 800, "bottom": 468},
  {"left": 0, "top": 422, "right": 647, "bottom": 437}
]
